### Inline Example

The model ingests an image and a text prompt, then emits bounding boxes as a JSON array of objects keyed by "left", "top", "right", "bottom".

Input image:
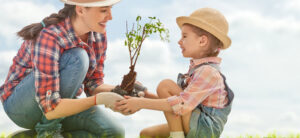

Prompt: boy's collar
[{"left": 190, "top": 57, "right": 222, "bottom": 68}]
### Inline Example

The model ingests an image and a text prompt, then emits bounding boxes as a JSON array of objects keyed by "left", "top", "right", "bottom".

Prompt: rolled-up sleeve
[
  {"left": 33, "top": 30, "right": 61, "bottom": 114},
  {"left": 167, "top": 66, "right": 220, "bottom": 116},
  {"left": 84, "top": 33, "right": 107, "bottom": 95}
]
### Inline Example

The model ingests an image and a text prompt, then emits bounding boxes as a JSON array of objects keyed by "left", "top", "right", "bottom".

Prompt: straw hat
[
  {"left": 176, "top": 8, "right": 231, "bottom": 49},
  {"left": 60, "top": 0, "right": 121, "bottom": 7}
]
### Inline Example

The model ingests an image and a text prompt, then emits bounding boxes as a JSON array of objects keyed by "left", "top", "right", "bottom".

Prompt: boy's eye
[{"left": 100, "top": 10, "right": 107, "bottom": 13}]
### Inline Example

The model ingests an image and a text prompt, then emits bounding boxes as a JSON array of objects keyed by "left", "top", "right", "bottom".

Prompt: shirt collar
[
  {"left": 63, "top": 17, "right": 102, "bottom": 44},
  {"left": 190, "top": 57, "right": 222, "bottom": 69}
]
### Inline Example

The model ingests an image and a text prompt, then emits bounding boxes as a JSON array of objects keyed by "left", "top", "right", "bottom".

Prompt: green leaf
[{"left": 136, "top": 16, "right": 141, "bottom": 21}]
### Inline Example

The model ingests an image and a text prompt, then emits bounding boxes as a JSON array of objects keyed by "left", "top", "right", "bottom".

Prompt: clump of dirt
[{"left": 120, "top": 66, "right": 136, "bottom": 95}]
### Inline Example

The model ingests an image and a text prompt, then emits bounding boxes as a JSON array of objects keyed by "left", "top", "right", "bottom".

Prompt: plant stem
[{"left": 133, "top": 27, "right": 146, "bottom": 67}]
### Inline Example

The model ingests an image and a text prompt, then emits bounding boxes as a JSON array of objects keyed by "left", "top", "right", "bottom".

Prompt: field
[{"left": 1, "top": 131, "right": 300, "bottom": 138}]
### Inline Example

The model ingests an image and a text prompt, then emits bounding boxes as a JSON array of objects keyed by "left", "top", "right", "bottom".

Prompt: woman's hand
[
  {"left": 115, "top": 96, "right": 142, "bottom": 114},
  {"left": 95, "top": 92, "right": 124, "bottom": 109}
]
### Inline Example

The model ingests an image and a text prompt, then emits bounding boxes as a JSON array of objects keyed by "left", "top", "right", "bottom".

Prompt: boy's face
[{"left": 178, "top": 25, "right": 204, "bottom": 59}]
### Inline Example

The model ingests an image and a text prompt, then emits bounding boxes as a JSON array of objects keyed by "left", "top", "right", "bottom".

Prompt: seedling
[{"left": 115, "top": 16, "right": 169, "bottom": 96}]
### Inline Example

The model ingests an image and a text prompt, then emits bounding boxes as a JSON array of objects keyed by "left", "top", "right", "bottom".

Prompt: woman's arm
[
  {"left": 45, "top": 96, "right": 95, "bottom": 120},
  {"left": 91, "top": 83, "right": 115, "bottom": 95}
]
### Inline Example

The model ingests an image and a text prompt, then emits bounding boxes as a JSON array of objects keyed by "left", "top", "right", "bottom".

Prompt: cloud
[
  {"left": 283, "top": 0, "right": 300, "bottom": 12},
  {"left": 0, "top": 1, "right": 57, "bottom": 48},
  {"left": 0, "top": 50, "right": 17, "bottom": 83},
  {"left": 279, "top": 112, "right": 300, "bottom": 125}
]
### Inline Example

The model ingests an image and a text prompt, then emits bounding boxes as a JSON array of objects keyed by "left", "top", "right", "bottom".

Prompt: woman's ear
[{"left": 75, "top": 6, "right": 85, "bottom": 17}]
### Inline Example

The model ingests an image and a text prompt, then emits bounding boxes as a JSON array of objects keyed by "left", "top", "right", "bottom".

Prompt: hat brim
[
  {"left": 60, "top": 0, "right": 121, "bottom": 7},
  {"left": 176, "top": 16, "right": 231, "bottom": 49}
]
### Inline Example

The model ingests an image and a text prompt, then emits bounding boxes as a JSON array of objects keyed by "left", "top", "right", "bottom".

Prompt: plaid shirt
[
  {"left": 167, "top": 57, "right": 228, "bottom": 115},
  {"left": 0, "top": 18, "right": 107, "bottom": 113}
]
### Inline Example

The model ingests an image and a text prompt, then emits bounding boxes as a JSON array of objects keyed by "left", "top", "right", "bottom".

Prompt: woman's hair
[
  {"left": 17, "top": 4, "right": 76, "bottom": 40},
  {"left": 184, "top": 23, "right": 222, "bottom": 57}
]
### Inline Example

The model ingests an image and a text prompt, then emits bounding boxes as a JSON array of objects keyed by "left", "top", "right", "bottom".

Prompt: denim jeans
[
  {"left": 186, "top": 103, "right": 232, "bottom": 138},
  {"left": 186, "top": 76, "right": 234, "bottom": 138},
  {"left": 3, "top": 48, "right": 124, "bottom": 138}
]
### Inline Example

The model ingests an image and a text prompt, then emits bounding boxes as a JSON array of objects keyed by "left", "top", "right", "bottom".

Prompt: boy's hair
[{"left": 184, "top": 23, "right": 222, "bottom": 57}]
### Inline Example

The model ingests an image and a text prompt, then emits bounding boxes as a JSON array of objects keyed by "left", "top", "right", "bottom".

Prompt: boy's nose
[{"left": 178, "top": 39, "right": 182, "bottom": 46}]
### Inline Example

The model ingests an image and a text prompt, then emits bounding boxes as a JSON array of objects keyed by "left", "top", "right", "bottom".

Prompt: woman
[{"left": 0, "top": 0, "right": 125, "bottom": 137}]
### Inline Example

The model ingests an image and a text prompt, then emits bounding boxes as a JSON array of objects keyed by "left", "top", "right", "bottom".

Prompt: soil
[{"left": 120, "top": 68, "right": 137, "bottom": 95}]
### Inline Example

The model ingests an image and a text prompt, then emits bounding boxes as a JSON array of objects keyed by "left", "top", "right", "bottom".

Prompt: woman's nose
[{"left": 107, "top": 9, "right": 112, "bottom": 20}]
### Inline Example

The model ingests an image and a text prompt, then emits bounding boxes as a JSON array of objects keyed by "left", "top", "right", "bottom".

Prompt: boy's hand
[{"left": 115, "top": 96, "right": 142, "bottom": 114}]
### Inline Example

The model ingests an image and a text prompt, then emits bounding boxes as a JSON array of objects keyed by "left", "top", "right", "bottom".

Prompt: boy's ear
[{"left": 199, "top": 35, "right": 209, "bottom": 47}]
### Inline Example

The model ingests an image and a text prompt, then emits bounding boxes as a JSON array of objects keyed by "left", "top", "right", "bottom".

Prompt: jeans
[
  {"left": 3, "top": 48, "right": 124, "bottom": 138},
  {"left": 186, "top": 103, "right": 232, "bottom": 138},
  {"left": 186, "top": 82, "right": 234, "bottom": 138}
]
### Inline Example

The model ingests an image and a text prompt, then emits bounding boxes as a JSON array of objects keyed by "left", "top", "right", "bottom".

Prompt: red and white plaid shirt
[
  {"left": 167, "top": 57, "right": 228, "bottom": 115},
  {"left": 0, "top": 17, "right": 107, "bottom": 113}
]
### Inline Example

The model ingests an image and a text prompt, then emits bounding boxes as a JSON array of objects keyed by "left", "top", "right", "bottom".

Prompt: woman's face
[{"left": 80, "top": 6, "right": 112, "bottom": 33}]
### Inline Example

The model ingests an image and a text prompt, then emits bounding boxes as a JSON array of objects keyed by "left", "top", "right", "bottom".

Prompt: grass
[
  {"left": 0, "top": 132, "right": 6, "bottom": 138},
  {"left": 1, "top": 131, "right": 300, "bottom": 138},
  {"left": 232, "top": 132, "right": 300, "bottom": 138}
]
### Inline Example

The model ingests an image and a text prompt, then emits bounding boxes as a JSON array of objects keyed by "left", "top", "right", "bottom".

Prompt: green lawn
[
  {"left": 1, "top": 131, "right": 300, "bottom": 138},
  {"left": 231, "top": 132, "right": 300, "bottom": 138}
]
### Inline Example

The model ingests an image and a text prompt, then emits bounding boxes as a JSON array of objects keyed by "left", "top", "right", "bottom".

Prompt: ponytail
[{"left": 17, "top": 4, "right": 76, "bottom": 40}]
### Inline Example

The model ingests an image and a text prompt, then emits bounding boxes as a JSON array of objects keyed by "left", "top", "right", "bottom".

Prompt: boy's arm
[
  {"left": 138, "top": 98, "right": 173, "bottom": 111},
  {"left": 116, "top": 97, "right": 173, "bottom": 112}
]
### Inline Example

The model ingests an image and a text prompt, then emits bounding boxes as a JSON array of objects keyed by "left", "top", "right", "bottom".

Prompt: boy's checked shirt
[
  {"left": 167, "top": 57, "right": 229, "bottom": 115},
  {"left": 0, "top": 17, "right": 107, "bottom": 113}
]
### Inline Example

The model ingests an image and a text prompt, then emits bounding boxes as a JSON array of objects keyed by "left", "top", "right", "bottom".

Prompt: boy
[{"left": 116, "top": 8, "right": 234, "bottom": 138}]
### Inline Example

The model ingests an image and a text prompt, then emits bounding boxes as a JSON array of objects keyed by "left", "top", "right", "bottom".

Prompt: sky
[{"left": 1, "top": 0, "right": 300, "bottom": 137}]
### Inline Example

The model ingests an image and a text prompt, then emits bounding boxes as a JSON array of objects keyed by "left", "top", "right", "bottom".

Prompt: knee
[
  {"left": 70, "top": 48, "right": 89, "bottom": 72},
  {"left": 156, "top": 79, "right": 174, "bottom": 98},
  {"left": 61, "top": 48, "right": 89, "bottom": 73}
]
